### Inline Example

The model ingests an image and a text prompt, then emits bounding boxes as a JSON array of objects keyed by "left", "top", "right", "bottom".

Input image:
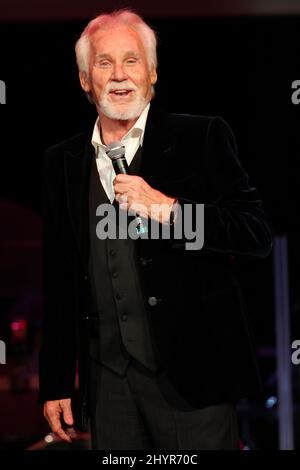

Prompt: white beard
[{"left": 98, "top": 82, "right": 149, "bottom": 120}]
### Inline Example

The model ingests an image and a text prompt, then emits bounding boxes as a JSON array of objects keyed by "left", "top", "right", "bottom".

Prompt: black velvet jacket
[{"left": 38, "top": 104, "right": 272, "bottom": 428}]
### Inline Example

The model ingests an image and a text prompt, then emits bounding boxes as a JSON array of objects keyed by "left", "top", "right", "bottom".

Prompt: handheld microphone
[{"left": 105, "top": 141, "right": 147, "bottom": 235}]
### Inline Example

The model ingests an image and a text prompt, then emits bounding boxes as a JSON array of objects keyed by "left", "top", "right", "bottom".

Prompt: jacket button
[
  {"left": 116, "top": 293, "right": 123, "bottom": 300},
  {"left": 121, "top": 314, "right": 128, "bottom": 321},
  {"left": 109, "top": 249, "right": 116, "bottom": 257},
  {"left": 112, "top": 271, "right": 118, "bottom": 279},
  {"left": 148, "top": 296, "right": 159, "bottom": 307}
]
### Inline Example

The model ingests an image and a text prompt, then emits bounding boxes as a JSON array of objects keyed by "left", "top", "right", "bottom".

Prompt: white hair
[{"left": 75, "top": 9, "right": 158, "bottom": 74}]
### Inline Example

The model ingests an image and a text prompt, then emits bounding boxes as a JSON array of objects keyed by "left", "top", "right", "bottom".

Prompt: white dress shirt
[{"left": 91, "top": 103, "right": 150, "bottom": 203}]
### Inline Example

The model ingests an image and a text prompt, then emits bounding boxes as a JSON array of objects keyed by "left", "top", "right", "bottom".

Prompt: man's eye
[
  {"left": 126, "top": 58, "right": 138, "bottom": 65},
  {"left": 95, "top": 61, "right": 111, "bottom": 68}
]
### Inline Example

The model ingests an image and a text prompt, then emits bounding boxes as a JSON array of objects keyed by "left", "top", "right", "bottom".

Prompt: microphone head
[{"left": 105, "top": 141, "right": 125, "bottom": 161}]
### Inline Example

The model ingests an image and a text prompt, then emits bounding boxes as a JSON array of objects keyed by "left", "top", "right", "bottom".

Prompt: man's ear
[
  {"left": 150, "top": 67, "right": 157, "bottom": 86},
  {"left": 79, "top": 71, "right": 91, "bottom": 93}
]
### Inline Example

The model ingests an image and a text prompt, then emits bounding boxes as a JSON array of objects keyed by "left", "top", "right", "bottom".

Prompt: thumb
[{"left": 60, "top": 399, "right": 74, "bottom": 426}]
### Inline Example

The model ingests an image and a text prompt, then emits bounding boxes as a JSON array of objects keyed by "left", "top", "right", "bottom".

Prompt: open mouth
[{"left": 109, "top": 89, "right": 133, "bottom": 97}]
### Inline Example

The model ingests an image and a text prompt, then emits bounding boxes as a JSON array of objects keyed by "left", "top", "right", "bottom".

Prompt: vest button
[
  {"left": 112, "top": 271, "right": 118, "bottom": 279},
  {"left": 121, "top": 314, "right": 128, "bottom": 321},
  {"left": 116, "top": 292, "right": 123, "bottom": 300},
  {"left": 148, "top": 296, "right": 158, "bottom": 307},
  {"left": 109, "top": 249, "right": 116, "bottom": 257}
]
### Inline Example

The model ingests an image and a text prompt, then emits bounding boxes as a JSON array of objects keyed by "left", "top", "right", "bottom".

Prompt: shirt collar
[{"left": 91, "top": 102, "right": 150, "bottom": 151}]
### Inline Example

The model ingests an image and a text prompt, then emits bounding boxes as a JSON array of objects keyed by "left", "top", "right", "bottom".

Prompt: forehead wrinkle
[
  {"left": 91, "top": 26, "right": 147, "bottom": 55},
  {"left": 95, "top": 51, "right": 141, "bottom": 59},
  {"left": 95, "top": 53, "right": 111, "bottom": 59}
]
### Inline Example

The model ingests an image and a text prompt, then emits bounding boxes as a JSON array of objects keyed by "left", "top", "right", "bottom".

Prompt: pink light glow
[{"left": 10, "top": 319, "right": 27, "bottom": 332}]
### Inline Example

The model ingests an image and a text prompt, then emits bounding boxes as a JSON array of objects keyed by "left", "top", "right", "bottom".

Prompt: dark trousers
[{"left": 88, "top": 357, "right": 240, "bottom": 450}]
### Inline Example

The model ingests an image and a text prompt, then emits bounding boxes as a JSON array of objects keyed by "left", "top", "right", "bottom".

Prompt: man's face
[{"left": 80, "top": 25, "right": 157, "bottom": 121}]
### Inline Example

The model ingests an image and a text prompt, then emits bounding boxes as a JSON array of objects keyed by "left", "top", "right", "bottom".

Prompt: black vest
[{"left": 88, "top": 147, "right": 158, "bottom": 375}]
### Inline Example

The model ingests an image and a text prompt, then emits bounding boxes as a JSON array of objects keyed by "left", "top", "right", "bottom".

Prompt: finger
[
  {"left": 119, "top": 202, "right": 129, "bottom": 211},
  {"left": 60, "top": 400, "right": 74, "bottom": 426},
  {"left": 46, "top": 411, "right": 72, "bottom": 442},
  {"left": 114, "top": 182, "right": 132, "bottom": 194},
  {"left": 118, "top": 194, "right": 128, "bottom": 204},
  {"left": 43, "top": 403, "right": 58, "bottom": 427},
  {"left": 53, "top": 426, "right": 72, "bottom": 443},
  {"left": 114, "top": 174, "right": 132, "bottom": 183}
]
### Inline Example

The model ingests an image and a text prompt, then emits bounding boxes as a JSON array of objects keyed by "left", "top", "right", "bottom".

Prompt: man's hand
[
  {"left": 43, "top": 398, "right": 74, "bottom": 442},
  {"left": 113, "top": 174, "right": 176, "bottom": 223}
]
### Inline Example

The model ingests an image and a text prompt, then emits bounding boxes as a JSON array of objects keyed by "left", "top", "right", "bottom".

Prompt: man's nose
[{"left": 111, "top": 63, "right": 127, "bottom": 81}]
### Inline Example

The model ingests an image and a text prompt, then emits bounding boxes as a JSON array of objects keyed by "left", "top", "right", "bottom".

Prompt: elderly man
[{"left": 39, "top": 10, "right": 272, "bottom": 450}]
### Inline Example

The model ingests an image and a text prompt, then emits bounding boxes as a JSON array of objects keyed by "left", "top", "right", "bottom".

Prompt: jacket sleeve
[
  {"left": 38, "top": 149, "right": 77, "bottom": 404},
  {"left": 172, "top": 116, "right": 272, "bottom": 256}
]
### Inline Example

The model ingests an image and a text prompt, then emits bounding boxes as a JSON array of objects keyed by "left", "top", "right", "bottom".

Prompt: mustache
[{"left": 105, "top": 82, "right": 137, "bottom": 93}]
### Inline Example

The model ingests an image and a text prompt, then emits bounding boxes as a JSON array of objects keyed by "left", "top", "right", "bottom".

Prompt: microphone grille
[{"left": 105, "top": 141, "right": 125, "bottom": 161}]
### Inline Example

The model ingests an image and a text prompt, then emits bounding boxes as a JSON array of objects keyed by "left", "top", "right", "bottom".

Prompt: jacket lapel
[
  {"left": 139, "top": 104, "right": 173, "bottom": 185},
  {"left": 140, "top": 104, "right": 199, "bottom": 200},
  {"left": 64, "top": 134, "right": 94, "bottom": 272}
]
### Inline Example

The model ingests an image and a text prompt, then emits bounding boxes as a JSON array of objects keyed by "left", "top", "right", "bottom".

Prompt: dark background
[{"left": 0, "top": 7, "right": 298, "bottom": 449}]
